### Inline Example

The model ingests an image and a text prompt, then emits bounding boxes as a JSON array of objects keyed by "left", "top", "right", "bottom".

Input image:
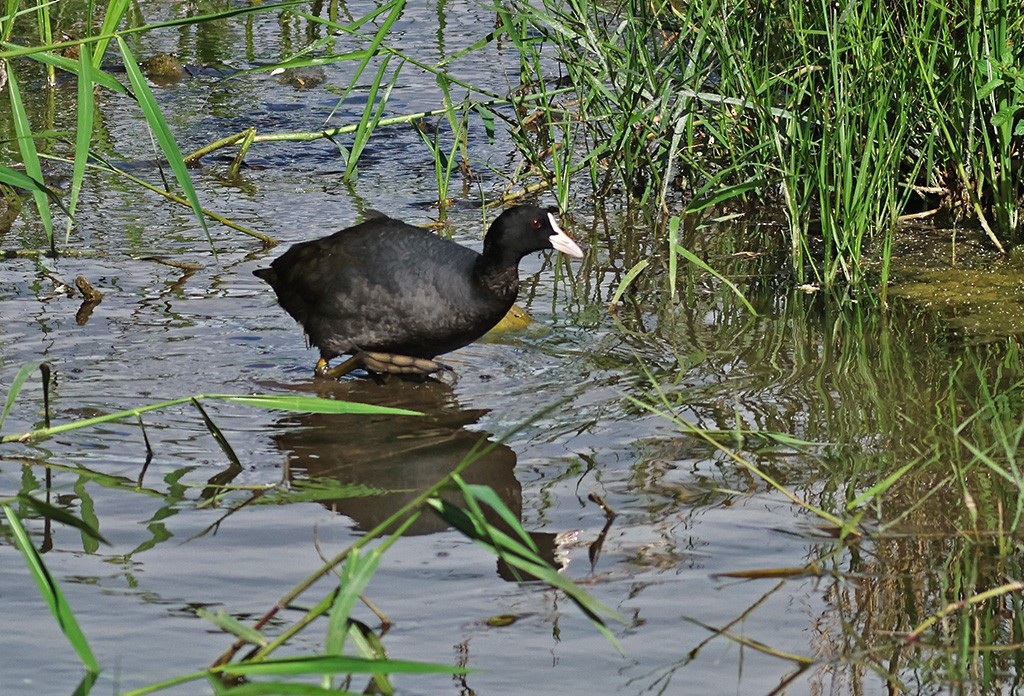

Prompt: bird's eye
[{"left": 530, "top": 218, "right": 542, "bottom": 229}]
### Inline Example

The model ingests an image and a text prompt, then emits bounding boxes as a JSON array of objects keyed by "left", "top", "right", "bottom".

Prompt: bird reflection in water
[{"left": 265, "top": 377, "right": 570, "bottom": 581}]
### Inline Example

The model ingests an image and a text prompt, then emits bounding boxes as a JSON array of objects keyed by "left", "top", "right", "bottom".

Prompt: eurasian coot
[{"left": 253, "top": 205, "right": 584, "bottom": 377}]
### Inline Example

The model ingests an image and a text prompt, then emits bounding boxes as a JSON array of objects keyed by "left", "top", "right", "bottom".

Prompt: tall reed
[{"left": 509, "top": 0, "right": 1023, "bottom": 285}]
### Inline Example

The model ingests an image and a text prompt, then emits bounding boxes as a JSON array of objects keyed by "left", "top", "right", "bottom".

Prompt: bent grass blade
[{"left": 3, "top": 505, "right": 100, "bottom": 673}]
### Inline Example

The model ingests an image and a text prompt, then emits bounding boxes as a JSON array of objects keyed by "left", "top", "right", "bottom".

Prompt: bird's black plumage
[{"left": 253, "top": 205, "right": 583, "bottom": 376}]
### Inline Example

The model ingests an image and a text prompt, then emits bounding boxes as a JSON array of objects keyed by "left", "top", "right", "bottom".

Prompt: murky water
[{"left": 3, "top": 3, "right": 1024, "bottom": 695}]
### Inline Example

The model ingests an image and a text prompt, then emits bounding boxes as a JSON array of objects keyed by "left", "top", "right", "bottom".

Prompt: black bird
[{"left": 253, "top": 205, "right": 584, "bottom": 378}]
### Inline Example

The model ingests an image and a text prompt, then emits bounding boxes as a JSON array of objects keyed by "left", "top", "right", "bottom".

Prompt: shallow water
[{"left": 3, "top": 3, "right": 1024, "bottom": 696}]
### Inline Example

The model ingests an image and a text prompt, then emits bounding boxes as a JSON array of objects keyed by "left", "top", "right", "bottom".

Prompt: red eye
[{"left": 530, "top": 218, "right": 542, "bottom": 229}]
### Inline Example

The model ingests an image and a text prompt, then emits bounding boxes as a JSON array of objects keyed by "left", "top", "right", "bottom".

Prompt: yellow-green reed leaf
[
  {"left": 19, "top": 492, "right": 108, "bottom": 545},
  {"left": 117, "top": 670, "right": 211, "bottom": 696},
  {"left": 684, "top": 616, "right": 815, "bottom": 664},
  {"left": 672, "top": 243, "right": 758, "bottom": 317},
  {"left": 209, "top": 394, "right": 422, "bottom": 416},
  {"left": 485, "top": 613, "right": 520, "bottom": 627},
  {"left": 3, "top": 505, "right": 100, "bottom": 672},
  {"left": 68, "top": 43, "right": 94, "bottom": 243},
  {"left": 609, "top": 259, "right": 649, "bottom": 309},
  {"left": 116, "top": 37, "right": 213, "bottom": 250},
  {"left": 196, "top": 608, "right": 268, "bottom": 647},
  {"left": 215, "top": 655, "right": 470, "bottom": 676},
  {"left": 7, "top": 67, "right": 53, "bottom": 246},
  {"left": 0, "top": 361, "right": 41, "bottom": 431},
  {"left": 92, "top": 0, "right": 129, "bottom": 69}
]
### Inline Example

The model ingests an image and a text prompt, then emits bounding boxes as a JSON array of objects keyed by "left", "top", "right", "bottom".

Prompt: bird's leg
[{"left": 316, "top": 355, "right": 362, "bottom": 379}]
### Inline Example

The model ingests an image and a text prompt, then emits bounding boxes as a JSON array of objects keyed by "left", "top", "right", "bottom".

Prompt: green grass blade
[
  {"left": 0, "top": 162, "right": 52, "bottom": 192},
  {"left": 233, "top": 50, "right": 371, "bottom": 78},
  {"left": 0, "top": 361, "right": 41, "bottom": 431},
  {"left": 34, "top": 0, "right": 54, "bottom": 85},
  {"left": 92, "top": 0, "right": 129, "bottom": 69},
  {"left": 0, "top": 0, "right": 16, "bottom": 41},
  {"left": 344, "top": 54, "right": 402, "bottom": 179},
  {"left": 3, "top": 505, "right": 100, "bottom": 672},
  {"left": 0, "top": 3, "right": 306, "bottom": 62},
  {"left": 67, "top": 43, "right": 94, "bottom": 243},
  {"left": 0, "top": 395, "right": 196, "bottom": 443},
  {"left": 7, "top": 66, "right": 54, "bottom": 248},
  {"left": 456, "top": 478, "right": 539, "bottom": 553},
  {"left": 209, "top": 394, "right": 421, "bottom": 416},
  {"left": 846, "top": 460, "right": 917, "bottom": 510},
  {"left": 13, "top": 42, "right": 129, "bottom": 95},
  {"left": 69, "top": 671, "right": 98, "bottom": 696},
  {"left": 116, "top": 37, "right": 214, "bottom": 250},
  {"left": 190, "top": 397, "right": 241, "bottom": 467},
  {"left": 0, "top": 393, "right": 421, "bottom": 443},
  {"left": 326, "top": 547, "right": 382, "bottom": 656}
]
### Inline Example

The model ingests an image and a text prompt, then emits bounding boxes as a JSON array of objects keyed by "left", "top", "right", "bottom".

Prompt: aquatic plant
[{"left": 503, "top": 0, "right": 1024, "bottom": 284}]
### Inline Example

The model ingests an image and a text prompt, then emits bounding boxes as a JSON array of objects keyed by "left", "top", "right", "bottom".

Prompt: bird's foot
[
  {"left": 315, "top": 352, "right": 449, "bottom": 379},
  {"left": 359, "top": 351, "right": 449, "bottom": 376}
]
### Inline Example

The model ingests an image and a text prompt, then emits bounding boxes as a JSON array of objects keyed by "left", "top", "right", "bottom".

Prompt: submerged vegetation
[{"left": 1, "top": 0, "right": 1024, "bottom": 693}]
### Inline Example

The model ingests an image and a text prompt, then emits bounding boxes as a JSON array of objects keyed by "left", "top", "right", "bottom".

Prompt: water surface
[{"left": 1, "top": 3, "right": 1022, "bottom": 695}]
